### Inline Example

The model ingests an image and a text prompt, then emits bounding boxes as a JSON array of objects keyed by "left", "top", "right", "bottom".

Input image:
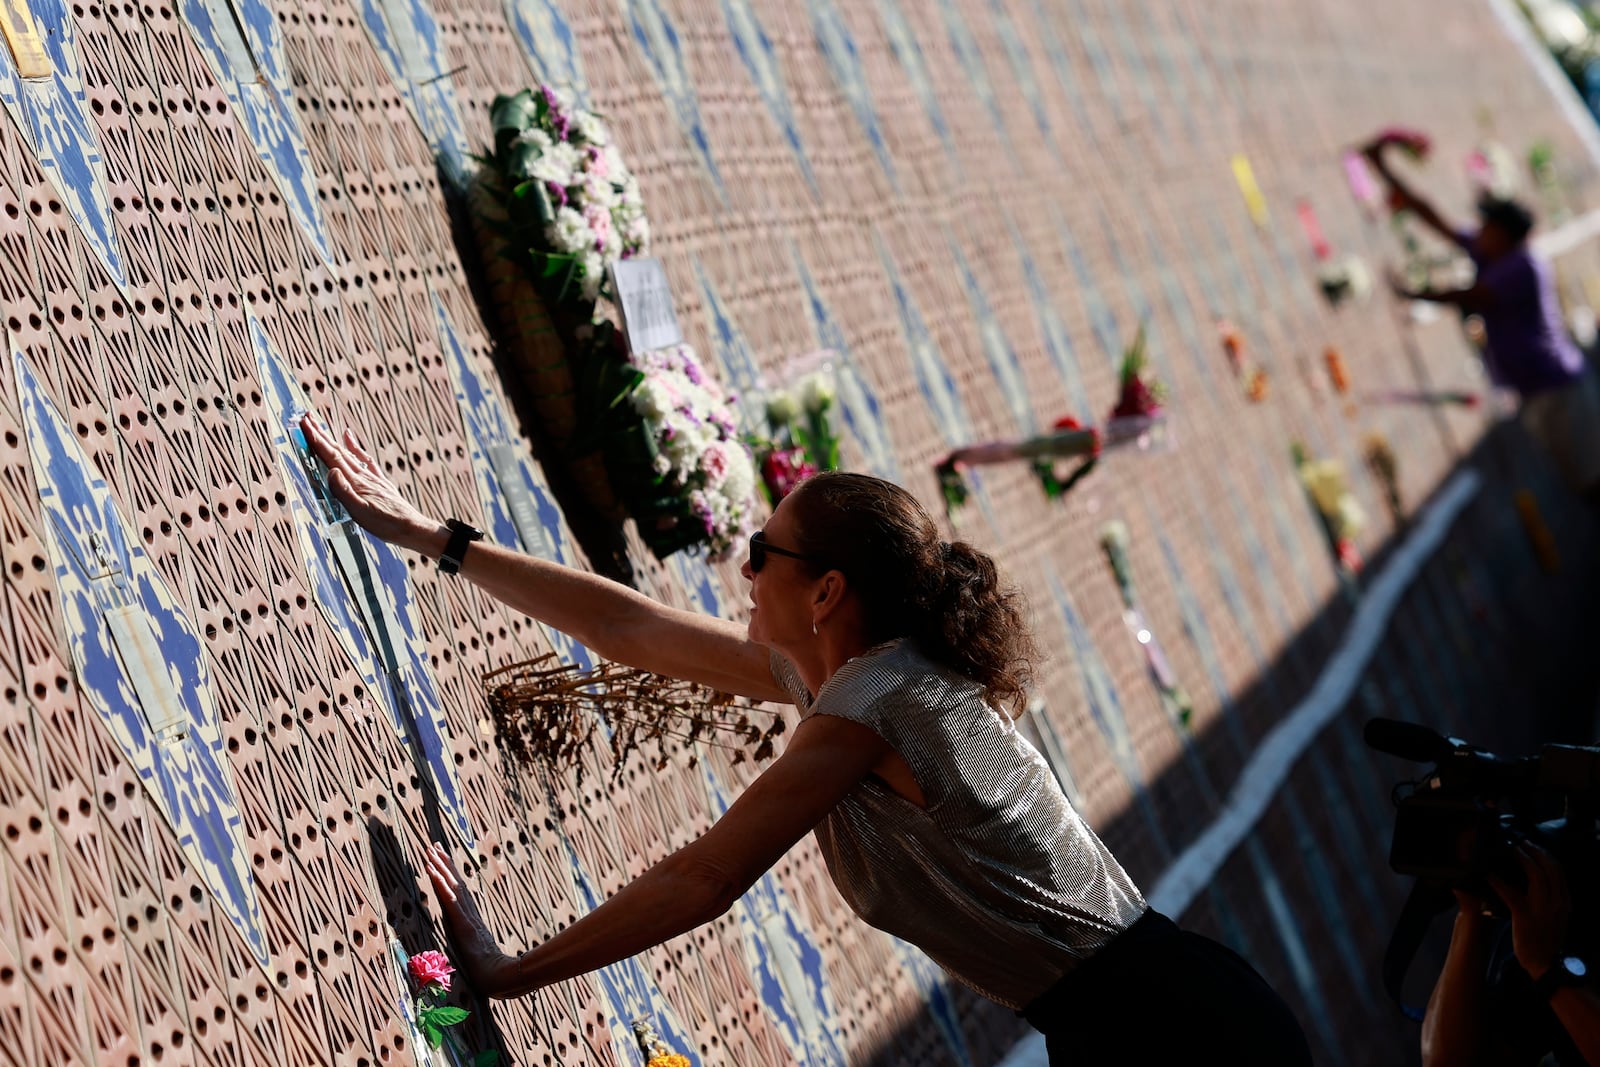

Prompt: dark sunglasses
[{"left": 749, "top": 530, "right": 816, "bottom": 573}]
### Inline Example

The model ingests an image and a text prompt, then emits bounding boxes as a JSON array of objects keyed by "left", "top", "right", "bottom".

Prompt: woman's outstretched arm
[
  {"left": 426, "top": 713, "right": 888, "bottom": 997},
  {"left": 302, "top": 416, "right": 786, "bottom": 702}
]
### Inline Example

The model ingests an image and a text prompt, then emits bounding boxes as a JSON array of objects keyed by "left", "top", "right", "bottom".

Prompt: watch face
[{"left": 1564, "top": 956, "right": 1588, "bottom": 980}]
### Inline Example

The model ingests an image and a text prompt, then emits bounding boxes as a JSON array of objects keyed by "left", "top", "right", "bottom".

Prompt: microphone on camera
[{"left": 1363, "top": 718, "right": 1452, "bottom": 763}]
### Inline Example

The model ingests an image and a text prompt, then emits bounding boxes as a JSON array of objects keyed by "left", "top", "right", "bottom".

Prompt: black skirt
[{"left": 1021, "top": 909, "right": 1315, "bottom": 1066}]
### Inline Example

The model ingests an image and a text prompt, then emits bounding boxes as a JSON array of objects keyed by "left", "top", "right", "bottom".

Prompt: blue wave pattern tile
[
  {"left": 793, "top": 246, "right": 900, "bottom": 481},
  {"left": 1248, "top": 838, "right": 1336, "bottom": 1049},
  {"left": 617, "top": 0, "right": 723, "bottom": 194},
  {"left": 505, "top": 0, "right": 589, "bottom": 100},
  {"left": 1097, "top": 207, "right": 1178, "bottom": 388},
  {"left": 720, "top": 0, "right": 816, "bottom": 193},
  {"left": 357, "top": 0, "right": 473, "bottom": 185},
  {"left": 1101, "top": 1, "right": 1161, "bottom": 133},
  {"left": 1250, "top": 454, "right": 1325, "bottom": 609},
  {"left": 948, "top": 234, "right": 1035, "bottom": 434},
  {"left": 179, "top": 0, "right": 334, "bottom": 264},
  {"left": 1013, "top": 223, "right": 1093, "bottom": 418},
  {"left": 555, "top": 821, "right": 701, "bottom": 1064},
  {"left": 698, "top": 762, "right": 849, "bottom": 1065},
  {"left": 876, "top": 234, "right": 971, "bottom": 447},
  {"left": 1223, "top": 479, "right": 1297, "bottom": 636},
  {"left": 1271, "top": 223, "right": 1318, "bottom": 315},
  {"left": 249, "top": 315, "right": 474, "bottom": 845},
  {"left": 1211, "top": 218, "right": 1260, "bottom": 325},
  {"left": 0, "top": 0, "right": 126, "bottom": 286},
  {"left": 984, "top": 0, "right": 1053, "bottom": 150},
  {"left": 694, "top": 258, "right": 768, "bottom": 429},
  {"left": 1047, "top": 571, "right": 1170, "bottom": 855},
  {"left": 13, "top": 350, "right": 269, "bottom": 965},
  {"left": 1055, "top": 210, "right": 1122, "bottom": 369},
  {"left": 1137, "top": 215, "right": 1217, "bottom": 401},
  {"left": 1179, "top": 220, "right": 1225, "bottom": 319},
  {"left": 891, "top": 939, "right": 976, "bottom": 1066},
  {"left": 1055, "top": 0, "right": 1119, "bottom": 122},
  {"left": 1019, "top": 0, "right": 1091, "bottom": 139},
  {"left": 873, "top": 0, "right": 956, "bottom": 161},
  {"left": 808, "top": 0, "right": 896, "bottom": 189},
  {"left": 931, "top": 0, "right": 1006, "bottom": 142},
  {"left": 432, "top": 295, "right": 594, "bottom": 671},
  {"left": 1192, "top": 487, "right": 1371, "bottom": 1040}
]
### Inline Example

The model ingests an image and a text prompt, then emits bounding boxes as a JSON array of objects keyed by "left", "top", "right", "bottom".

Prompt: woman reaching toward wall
[{"left": 303, "top": 417, "right": 1311, "bottom": 1064}]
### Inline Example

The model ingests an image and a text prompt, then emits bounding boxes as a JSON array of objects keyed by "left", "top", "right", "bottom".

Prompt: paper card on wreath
[{"left": 610, "top": 258, "right": 684, "bottom": 355}]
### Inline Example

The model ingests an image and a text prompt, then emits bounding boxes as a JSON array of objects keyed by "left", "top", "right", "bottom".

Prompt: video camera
[
  {"left": 1365, "top": 718, "right": 1599, "bottom": 891},
  {"left": 1365, "top": 718, "right": 1600, "bottom": 1018}
]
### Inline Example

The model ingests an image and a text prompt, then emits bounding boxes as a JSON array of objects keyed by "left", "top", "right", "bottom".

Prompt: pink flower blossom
[
  {"left": 702, "top": 442, "right": 731, "bottom": 487},
  {"left": 408, "top": 951, "right": 454, "bottom": 992},
  {"left": 584, "top": 204, "right": 613, "bottom": 254}
]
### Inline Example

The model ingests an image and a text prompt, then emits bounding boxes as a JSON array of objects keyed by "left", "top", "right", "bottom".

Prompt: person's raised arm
[
  {"left": 1421, "top": 893, "right": 1493, "bottom": 1067},
  {"left": 1365, "top": 139, "right": 1469, "bottom": 250},
  {"left": 1386, "top": 268, "right": 1491, "bottom": 314},
  {"left": 300, "top": 416, "right": 787, "bottom": 702},
  {"left": 425, "top": 712, "right": 888, "bottom": 997}
]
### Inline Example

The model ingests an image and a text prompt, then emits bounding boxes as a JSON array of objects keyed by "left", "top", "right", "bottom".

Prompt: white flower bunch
[
  {"left": 796, "top": 370, "right": 835, "bottom": 415},
  {"left": 628, "top": 344, "right": 760, "bottom": 557},
  {"left": 510, "top": 86, "right": 651, "bottom": 301}
]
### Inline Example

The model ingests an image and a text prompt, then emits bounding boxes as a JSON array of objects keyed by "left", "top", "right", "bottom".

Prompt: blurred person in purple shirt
[{"left": 1365, "top": 134, "right": 1600, "bottom": 505}]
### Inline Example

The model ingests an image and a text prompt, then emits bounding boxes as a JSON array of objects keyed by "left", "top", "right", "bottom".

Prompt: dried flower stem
[{"left": 483, "top": 655, "right": 787, "bottom": 784}]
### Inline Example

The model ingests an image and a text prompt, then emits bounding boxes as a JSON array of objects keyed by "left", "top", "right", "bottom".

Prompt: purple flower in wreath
[{"left": 546, "top": 181, "right": 568, "bottom": 208}]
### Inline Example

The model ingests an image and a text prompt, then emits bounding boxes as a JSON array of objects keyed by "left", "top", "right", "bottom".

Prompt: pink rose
[{"left": 408, "top": 950, "right": 454, "bottom": 991}]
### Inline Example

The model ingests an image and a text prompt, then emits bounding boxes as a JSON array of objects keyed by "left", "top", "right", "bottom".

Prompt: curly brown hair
[{"left": 786, "top": 471, "right": 1037, "bottom": 715}]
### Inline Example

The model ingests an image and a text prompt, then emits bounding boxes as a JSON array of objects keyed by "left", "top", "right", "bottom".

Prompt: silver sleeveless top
[{"left": 771, "top": 640, "right": 1147, "bottom": 1009}]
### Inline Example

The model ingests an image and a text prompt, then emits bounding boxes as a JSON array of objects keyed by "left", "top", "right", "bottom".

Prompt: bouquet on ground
[{"left": 751, "top": 370, "right": 841, "bottom": 503}]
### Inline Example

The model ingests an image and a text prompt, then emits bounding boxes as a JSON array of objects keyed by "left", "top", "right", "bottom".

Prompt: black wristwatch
[
  {"left": 437, "top": 519, "right": 484, "bottom": 575},
  {"left": 1531, "top": 955, "right": 1589, "bottom": 999}
]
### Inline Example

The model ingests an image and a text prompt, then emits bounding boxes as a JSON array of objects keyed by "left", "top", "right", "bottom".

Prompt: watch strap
[
  {"left": 1531, "top": 956, "right": 1587, "bottom": 999},
  {"left": 437, "top": 519, "right": 483, "bottom": 575}
]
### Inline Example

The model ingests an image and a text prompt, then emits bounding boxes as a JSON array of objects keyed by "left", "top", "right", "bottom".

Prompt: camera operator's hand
[{"left": 1489, "top": 841, "right": 1571, "bottom": 981}]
